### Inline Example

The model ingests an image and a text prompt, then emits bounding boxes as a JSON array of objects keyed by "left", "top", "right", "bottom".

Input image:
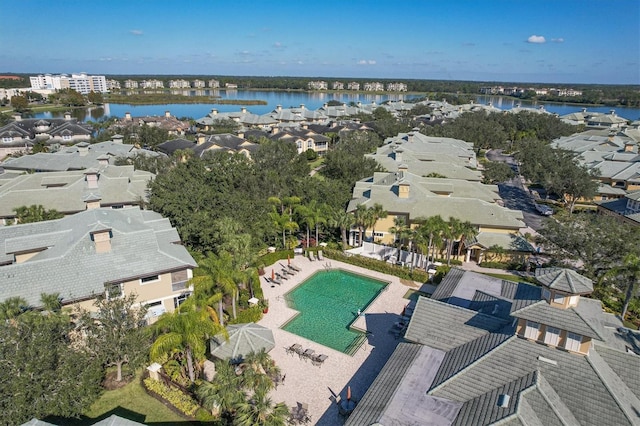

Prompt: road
[{"left": 486, "top": 149, "right": 544, "bottom": 231}]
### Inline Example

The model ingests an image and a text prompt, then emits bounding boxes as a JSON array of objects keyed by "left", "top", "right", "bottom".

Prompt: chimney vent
[{"left": 497, "top": 394, "right": 510, "bottom": 408}]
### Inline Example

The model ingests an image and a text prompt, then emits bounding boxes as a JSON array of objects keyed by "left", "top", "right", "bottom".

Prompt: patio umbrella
[
  {"left": 272, "top": 269, "right": 275, "bottom": 280},
  {"left": 209, "top": 322, "right": 276, "bottom": 360},
  {"left": 347, "top": 386, "right": 351, "bottom": 401},
  {"left": 287, "top": 254, "right": 291, "bottom": 265}
]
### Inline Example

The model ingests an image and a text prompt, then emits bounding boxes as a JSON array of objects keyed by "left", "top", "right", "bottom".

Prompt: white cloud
[
  {"left": 129, "top": 29, "right": 143, "bottom": 36},
  {"left": 273, "top": 42, "right": 284, "bottom": 48},
  {"left": 357, "top": 59, "right": 377, "bottom": 65},
  {"left": 527, "top": 35, "right": 546, "bottom": 44},
  {"left": 551, "top": 38, "right": 564, "bottom": 43}
]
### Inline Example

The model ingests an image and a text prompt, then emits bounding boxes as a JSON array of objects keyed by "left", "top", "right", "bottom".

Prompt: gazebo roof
[
  {"left": 209, "top": 322, "right": 275, "bottom": 361},
  {"left": 535, "top": 267, "right": 593, "bottom": 294}
]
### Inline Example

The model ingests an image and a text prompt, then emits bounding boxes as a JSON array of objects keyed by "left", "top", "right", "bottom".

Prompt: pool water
[{"left": 282, "top": 269, "right": 387, "bottom": 355}]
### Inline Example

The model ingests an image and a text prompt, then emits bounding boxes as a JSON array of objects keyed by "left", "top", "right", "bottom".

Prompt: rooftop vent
[
  {"left": 497, "top": 394, "right": 510, "bottom": 408},
  {"left": 537, "top": 356, "right": 557, "bottom": 366}
]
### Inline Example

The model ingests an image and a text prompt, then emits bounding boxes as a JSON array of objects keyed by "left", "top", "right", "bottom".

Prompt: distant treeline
[{"left": 1, "top": 73, "right": 638, "bottom": 107}]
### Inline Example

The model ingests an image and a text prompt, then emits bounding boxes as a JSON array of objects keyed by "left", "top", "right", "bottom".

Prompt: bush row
[
  {"left": 143, "top": 377, "right": 200, "bottom": 417},
  {"left": 322, "top": 249, "right": 430, "bottom": 283}
]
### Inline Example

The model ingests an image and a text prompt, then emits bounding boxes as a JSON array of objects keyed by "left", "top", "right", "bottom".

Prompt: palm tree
[
  {"left": 269, "top": 209, "right": 299, "bottom": 249},
  {"left": 368, "top": 203, "right": 388, "bottom": 243},
  {"left": 417, "top": 215, "right": 446, "bottom": 266},
  {"left": 352, "top": 204, "right": 369, "bottom": 246},
  {"left": 329, "top": 208, "right": 355, "bottom": 250},
  {"left": 443, "top": 217, "right": 461, "bottom": 266},
  {"left": 389, "top": 216, "right": 411, "bottom": 262},
  {"left": 605, "top": 253, "right": 640, "bottom": 321},
  {"left": 39, "top": 292, "right": 62, "bottom": 313},
  {"left": 456, "top": 221, "right": 478, "bottom": 261},
  {"left": 233, "top": 388, "right": 289, "bottom": 426},
  {"left": 197, "top": 360, "right": 245, "bottom": 417},
  {"left": 198, "top": 252, "right": 239, "bottom": 323},
  {"left": 0, "top": 296, "right": 28, "bottom": 320},
  {"left": 150, "top": 303, "right": 224, "bottom": 382},
  {"left": 295, "top": 204, "right": 314, "bottom": 248}
]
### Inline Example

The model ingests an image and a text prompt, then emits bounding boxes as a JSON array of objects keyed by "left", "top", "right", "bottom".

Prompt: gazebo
[{"left": 209, "top": 322, "right": 275, "bottom": 361}]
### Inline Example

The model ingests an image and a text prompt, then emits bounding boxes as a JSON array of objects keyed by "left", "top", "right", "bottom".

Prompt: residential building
[
  {"left": 269, "top": 126, "right": 330, "bottom": 157},
  {"left": 332, "top": 81, "right": 344, "bottom": 90},
  {"left": 364, "top": 82, "right": 384, "bottom": 91},
  {"left": 346, "top": 268, "right": 640, "bottom": 426},
  {"left": 192, "top": 79, "right": 205, "bottom": 88},
  {"left": 195, "top": 107, "right": 277, "bottom": 131},
  {"left": 347, "top": 82, "right": 361, "bottom": 90},
  {"left": 157, "top": 133, "right": 258, "bottom": 159},
  {"left": 208, "top": 79, "right": 220, "bottom": 88},
  {"left": 140, "top": 79, "right": 164, "bottom": 89},
  {"left": 0, "top": 113, "right": 92, "bottom": 159},
  {"left": 0, "top": 138, "right": 164, "bottom": 172},
  {"left": 386, "top": 82, "right": 408, "bottom": 92},
  {"left": 0, "top": 164, "right": 153, "bottom": 224},
  {"left": 269, "top": 104, "right": 328, "bottom": 125},
  {"left": 106, "top": 79, "right": 121, "bottom": 90},
  {"left": 597, "top": 190, "right": 640, "bottom": 225},
  {"left": 307, "top": 80, "right": 328, "bottom": 90},
  {"left": 115, "top": 111, "right": 190, "bottom": 136},
  {"left": 0, "top": 208, "right": 197, "bottom": 322},
  {"left": 168, "top": 79, "right": 190, "bottom": 89},
  {"left": 30, "top": 73, "right": 108, "bottom": 94},
  {"left": 123, "top": 79, "right": 139, "bottom": 89}
]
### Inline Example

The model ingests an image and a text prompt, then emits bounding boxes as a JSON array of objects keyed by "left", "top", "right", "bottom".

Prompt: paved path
[{"left": 259, "top": 255, "right": 419, "bottom": 425}]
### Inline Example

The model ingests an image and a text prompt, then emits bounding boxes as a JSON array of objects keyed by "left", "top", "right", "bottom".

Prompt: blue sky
[{"left": 1, "top": 0, "right": 638, "bottom": 84}]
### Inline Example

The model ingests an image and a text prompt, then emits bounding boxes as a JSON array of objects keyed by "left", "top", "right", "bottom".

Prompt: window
[
  {"left": 542, "top": 288, "right": 550, "bottom": 301},
  {"left": 173, "top": 292, "right": 191, "bottom": 309},
  {"left": 553, "top": 292, "right": 565, "bottom": 305},
  {"left": 565, "top": 332, "right": 582, "bottom": 352},
  {"left": 140, "top": 274, "right": 160, "bottom": 284},
  {"left": 544, "top": 326, "right": 561, "bottom": 346},
  {"left": 105, "top": 283, "right": 123, "bottom": 300},
  {"left": 524, "top": 321, "right": 539, "bottom": 340}
]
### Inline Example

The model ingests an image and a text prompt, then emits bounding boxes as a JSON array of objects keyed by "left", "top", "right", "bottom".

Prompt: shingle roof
[
  {"left": 0, "top": 208, "right": 196, "bottom": 307},
  {"left": 535, "top": 267, "right": 594, "bottom": 294},
  {"left": 404, "top": 297, "right": 508, "bottom": 351}
]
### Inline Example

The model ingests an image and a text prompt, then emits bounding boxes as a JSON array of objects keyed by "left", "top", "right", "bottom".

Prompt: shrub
[
  {"left": 322, "top": 249, "right": 429, "bottom": 283},
  {"left": 143, "top": 378, "right": 199, "bottom": 417},
  {"left": 230, "top": 305, "right": 263, "bottom": 324}
]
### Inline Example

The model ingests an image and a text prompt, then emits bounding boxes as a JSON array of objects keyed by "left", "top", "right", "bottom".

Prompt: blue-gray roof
[{"left": 0, "top": 208, "right": 196, "bottom": 307}]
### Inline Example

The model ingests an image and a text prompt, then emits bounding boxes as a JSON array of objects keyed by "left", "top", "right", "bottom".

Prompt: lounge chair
[
  {"left": 275, "top": 272, "right": 288, "bottom": 281},
  {"left": 317, "top": 250, "right": 324, "bottom": 261},
  {"left": 308, "top": 251, "right": 316, "bottom": 261},
  {"left": 266, "top": 276, "right": 282, "bottom": 286},
  {"left": 311, "top": 353, "right": 328, "bottom": 367},
  {"left": 289, "top": 263, "right": 302, "bottom": 272},
  {"left": 301, "top": 348, "right": 315, "bottom": 360},
  {"left": 281, "top": 268, "right": 295, "bottom": 276},
  {"left": 286, "top": 343, "right": 302, "bottom": 356}
]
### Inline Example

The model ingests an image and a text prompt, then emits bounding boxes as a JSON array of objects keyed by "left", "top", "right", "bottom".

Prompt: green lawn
[{"left": 53, "top": 373, "right": 191, "bottom": 425}]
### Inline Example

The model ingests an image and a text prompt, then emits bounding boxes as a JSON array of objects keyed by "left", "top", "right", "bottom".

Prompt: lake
[{"left": 31, "top": 90, "right": 640, "bottom": 122}]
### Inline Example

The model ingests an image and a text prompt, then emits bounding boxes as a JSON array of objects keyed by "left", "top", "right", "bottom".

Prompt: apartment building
[
  {"left": 30, "top": 73, "right": 108, "bottom": 94},
  {"left": 348, "top": 82, "right": 361, "bottom": 90},
  {"left": 364, "top": 82, "right": 384, "bottom": 91},
  {"left": 308, "top": 80, "right": 328, "bottom": 90}
]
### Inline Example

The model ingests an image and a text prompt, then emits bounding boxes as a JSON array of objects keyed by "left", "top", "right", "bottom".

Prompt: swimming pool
[{"left": 281, "top": 269, "right": 388, "bottom": 355}]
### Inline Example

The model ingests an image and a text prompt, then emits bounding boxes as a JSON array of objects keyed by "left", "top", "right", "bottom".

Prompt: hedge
[
  {"left": 143, "top": 377, "right": 200, "bottom": 417},
  {"left": 321, "top": 248, "right": 430, "bottom": 283}
]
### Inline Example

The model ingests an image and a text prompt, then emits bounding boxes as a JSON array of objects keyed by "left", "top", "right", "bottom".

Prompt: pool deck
[{"left": 258, "top": 254, "right": 422, "bottom": 425}]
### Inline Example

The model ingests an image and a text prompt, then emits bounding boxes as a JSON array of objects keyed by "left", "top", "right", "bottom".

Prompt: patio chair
[
  {"left": 275, "top": 272, "right": 289, "bottom": 280},
  {"left": 293, "top": 344, "right": 306, "bottom": 358},
  {"left": 281, "top": 268, "right": 295, "bottom": 276},
  {"left": 301, "top": 348, "right": 315, "bottom": 361},
  {"left": 308, "top": 251, "right": 316, "bottom": 261},
  {"left": 311, "top": 353, "right": 328, "bottom": 367},
  {"left": 317, "top": 250, "right": 324, "bottom": 261},
  {"left": 286, "top": 343, "right": 302, "bottom": 356},
  {"left": 289, "top": 263, "right": 302, "bottom": 272}
]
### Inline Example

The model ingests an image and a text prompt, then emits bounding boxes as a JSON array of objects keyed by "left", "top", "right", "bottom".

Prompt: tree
[
  {"left": 539, "top": 211, "right": 640, "bottom": 280},
  {"left": 0, "top": 296, "right": 28, "bottom": 320},
  {"left": 352, "top": 204, "right": 370, "bottom": 247},
  {"left": 87, "top": 91, "right": 104, "bottom": 104},
  {"left": 150, "top": 303, "right": 224, "bottom": 382},
  {"left": 389, "top": 216, "right": 411, "bottom": 261},
  {"left": 368, "top": 203, "right": 388, "bottom": 243},
  {"left": 329, "top": 208, "right": 355, "bottom": 250},
  {"left": 233, "top": 388, "right": 289, "bottom": 426},
  {"left": 483, "top": 161, "right": 515, "bottom": 184},
  {"left": 442, "top": 217, "right": 462, "bottom": 265},
  {"left": 10, "top": 94, "right": 28, "bottom": 111},
  {"left": 0, "top": 312, "right": 103, "bottom": 424},
  {"left": 416, "top": 215, "right": 446, "bottom": 265},
  {"left": 604, "top": 253, "right": 640, "bottom": 321},
  {"left": 195, "top": 251, "right": 239, "bottom": 325},
  {"left": 13, "top": 204, "right": 63, "bottom": 224},
  {"left": 79, "top": 293, "right": 150, "bottom": 382}
]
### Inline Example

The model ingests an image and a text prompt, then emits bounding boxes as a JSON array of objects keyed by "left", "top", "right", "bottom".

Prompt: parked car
[{"left": 535, "top": 203, "right": 553, "bottom": 216}]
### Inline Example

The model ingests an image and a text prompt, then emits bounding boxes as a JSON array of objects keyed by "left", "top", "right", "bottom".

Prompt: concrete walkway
[{"left": 258, "top": 255, "right": 420, "bottom": 425}]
